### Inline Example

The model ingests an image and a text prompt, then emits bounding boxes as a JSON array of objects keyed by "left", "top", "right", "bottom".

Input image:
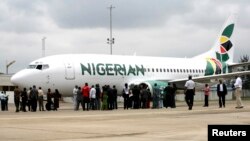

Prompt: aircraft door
[{"left": 64, "top": 62, "right": 75, "bottom": 80}]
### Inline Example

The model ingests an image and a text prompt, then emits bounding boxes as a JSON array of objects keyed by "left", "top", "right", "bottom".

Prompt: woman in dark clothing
[
  {"left": 21, "top": 88, "right": 28, "bottom": 112},
  {"left": 102, "top": 86, "right": 108, "bottom": 110},
  {"left": 46, "top": 88, "right": 53, "bottom": 111},
  {"left": 53, "top": 89, "right": 61, "bottom": 111}
]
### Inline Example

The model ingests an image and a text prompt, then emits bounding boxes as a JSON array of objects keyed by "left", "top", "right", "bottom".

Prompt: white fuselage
[{"left": 11, "top": 54, "right": 207, "bottom": 96}]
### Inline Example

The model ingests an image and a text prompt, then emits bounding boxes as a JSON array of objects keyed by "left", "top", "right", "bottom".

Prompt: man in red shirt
[{"left": 82, "top": 83, "right": 90, "bottom": 111}]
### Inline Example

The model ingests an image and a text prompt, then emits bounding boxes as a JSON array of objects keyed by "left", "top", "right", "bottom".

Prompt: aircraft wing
[
  {"left": 168, "top": 70, "right": 250, "bottom": 89},
  {"left": 228, "top": 62, "right": 250, "bottom": 68}
]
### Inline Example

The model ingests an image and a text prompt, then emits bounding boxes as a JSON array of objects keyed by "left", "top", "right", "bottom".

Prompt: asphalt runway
[{"left": 0, "top": 100, "right": 249, "bottom": 141}]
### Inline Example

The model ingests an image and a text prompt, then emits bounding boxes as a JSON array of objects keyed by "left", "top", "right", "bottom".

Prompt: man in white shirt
[
  {"left": 184, "top": 76, "right": 195, "bottom": 110},
  {"left": 234, "top": 76, "right": 244, "bottom": 108},
  {"left": 0, "top": 92, "right": 7, "bottom": 111},
  {"left": 89, "top": 85, "right": 96, "bottom": 110},
  {"left": 38, "top": 87, "right": 45, "bottom": 111},
  {"left": 123, "top": 83, "right": 130, "bottom": 110},
  {"left": 72, "top": 85, "right": 78, "bottom": 110}
]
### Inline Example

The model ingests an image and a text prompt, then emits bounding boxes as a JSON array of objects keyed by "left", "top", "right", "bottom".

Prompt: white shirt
[
  {"left": 89, "top": 87, "right": 96, "bottom": 99},
  {"left": 0, "top": 93, "right": 6, "bottom": 100},
  {"left": 185, "top": 80, "right": 195, "bottom": 89},
  {"left": 234, "top": 77, "right": 242, "bottom": 88},
  {"left": 219, "top": 84, "right": 224, "bottom": 92},
  {"left": 38, "top": 89, "right": 44, "bottom": 97},
  {"left": 124, "top": 87, "right": 129, "bottom": 95},
  {"left": 73, "top": 87, "right": 78, "bottom": 95}
]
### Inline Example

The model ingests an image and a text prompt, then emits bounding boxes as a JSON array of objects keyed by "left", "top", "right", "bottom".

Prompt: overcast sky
[{"left": 0, "top": 0, "right": 250, "bottom": 74}]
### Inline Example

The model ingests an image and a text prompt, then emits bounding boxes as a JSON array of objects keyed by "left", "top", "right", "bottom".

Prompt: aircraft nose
[{"left": 11, "top": 69, "right": 27, "bottom": 86}]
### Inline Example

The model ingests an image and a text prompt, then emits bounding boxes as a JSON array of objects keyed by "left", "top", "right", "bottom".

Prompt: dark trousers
[
  {"left": 133, "top": 97, "right": 140, "bottom": 109},
  {"left": 83, "top": 97, "right": 89, "bottom": 110},
  {"left": 5, "top": 99, "right": 8, "bottom": 111},
  {"left": 1, "top": 100, "right": 6, "bottom": 111},
  {"left": 27, "top": 100, "right": 31, "bottom": 111},
  {"left": 31, "top": 99, "right": 37, "bottom": 112},
  {"left": 123, "top": 95, "right": 129, "bottom": 109},
  {"left": 90, "top": 98, "right": 97, "bottom": 110},
  {"left": 141, "top": 98, "right": 147, "bottom": 109},
  {"left": 14, "top": 99, "right": 20, "bottom": 112},
  {"left": 218, "top": 94, "right": 225, "bottom": 107},
  {"left": 96, "top": 98, "right": 101, "bottom": 110},
  {"left": 165, "top": 95, "right": 172, "bottom": 108},
  {"left": 204, "top": 95, "right": 209, "bottom": 106},
  {"left": 108, "top": 98, "right": 114, "bottom": 110},
  {"left": 172, "top": 94, "right": 176, "bottom": 108},
  {"left": 114, "top": 98, "right": 118, "bottom": 109},
  {"left": 21, "top": 100, "right": 27, "bottom": 111},
  {"left": 185, "top": 90, "right": 194, "bottom": 110},
  {"left": 75, "top": 99, "right": 84, "bottom": 110}
]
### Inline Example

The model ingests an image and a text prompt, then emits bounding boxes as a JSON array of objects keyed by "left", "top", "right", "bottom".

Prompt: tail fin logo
[
  {"left": 216, "top": 24, "right": 234, "bottom": 62},
  {"left": 205, "top": 24, "right": 234, "bottom": 76}
]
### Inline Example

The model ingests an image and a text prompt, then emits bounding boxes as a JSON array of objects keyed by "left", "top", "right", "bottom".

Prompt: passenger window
[
  {"left": 163, "top": 69, "right": 166, "bottom": 72},
  {"left": 160, "top": 69, "right": 162, "bottom": 72},
  {"left": 148, "top": 68, "right": 150, "bottom": 72},
  {"left": 152, "top": 68, "right": 154, "bottom": 72},
  {"left": 156, "top": 69, "right": 158, "bottom": 72},
  {"left": 36, "top": 65, "right": 42, "bottom": 70}
]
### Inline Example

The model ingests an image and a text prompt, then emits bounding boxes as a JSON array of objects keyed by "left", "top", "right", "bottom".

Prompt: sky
[{"left": 0, "top": 0, "right": 250, "bottom": 74}]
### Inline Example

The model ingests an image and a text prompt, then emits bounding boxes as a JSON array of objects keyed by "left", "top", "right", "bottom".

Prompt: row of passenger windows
[{"left": 144, "top": 68, "right": 205, "bottom": 73}]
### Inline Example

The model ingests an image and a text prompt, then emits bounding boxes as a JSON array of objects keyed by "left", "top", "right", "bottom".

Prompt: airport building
[
  {"left": 0, "top": 74, "right": 15, "bottom": 103},
  {"left": 0, "top": 74, "right": 15, "bottom": 91}
]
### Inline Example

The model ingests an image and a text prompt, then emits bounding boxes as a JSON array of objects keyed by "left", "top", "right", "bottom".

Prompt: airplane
[{"left": 11, "top": 13, "right": 250, "bottom": 96}]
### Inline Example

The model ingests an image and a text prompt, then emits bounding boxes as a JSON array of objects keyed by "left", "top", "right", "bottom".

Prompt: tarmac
[{"left": 0, "top": 100, "right": 250, "bottom": 141}]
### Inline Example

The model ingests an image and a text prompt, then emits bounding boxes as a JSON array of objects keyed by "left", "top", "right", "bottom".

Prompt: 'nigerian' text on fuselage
[{"left": 80, "top": 63, "right": 145, "bottom": 76}]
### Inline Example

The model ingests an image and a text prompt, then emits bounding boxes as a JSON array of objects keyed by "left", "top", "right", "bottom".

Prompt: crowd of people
[
  {"left": 72, "top": 83, "right": 114, "bottom": 111},
  {"left": 11, "top": 85, "right": 62, "bottom": 112},
  {"left": 0, "top": 76, "right": 245, "bottom": 112},
  {"left": 72, "top": 82, "right": 177, "bottom": 111},
  {"left": 72, "top": 76, "right": 244, "bottom": 111},
  {"left": 199, "top": 76, "right": 244, "bottom": 110}
]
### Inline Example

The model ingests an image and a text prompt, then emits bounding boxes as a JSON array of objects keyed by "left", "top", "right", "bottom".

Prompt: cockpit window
[
  {"left": 28, "top": 65, "right": 37, "bottom": 69},
  {"left": 36, "top": 65, "right": 42, "bottom": 70},
  {"left": 42, "top": 64, "right": 49, "bottom": 70},
  {"left": 28, "top": 64, "right": 49, "bottom": 70}
]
